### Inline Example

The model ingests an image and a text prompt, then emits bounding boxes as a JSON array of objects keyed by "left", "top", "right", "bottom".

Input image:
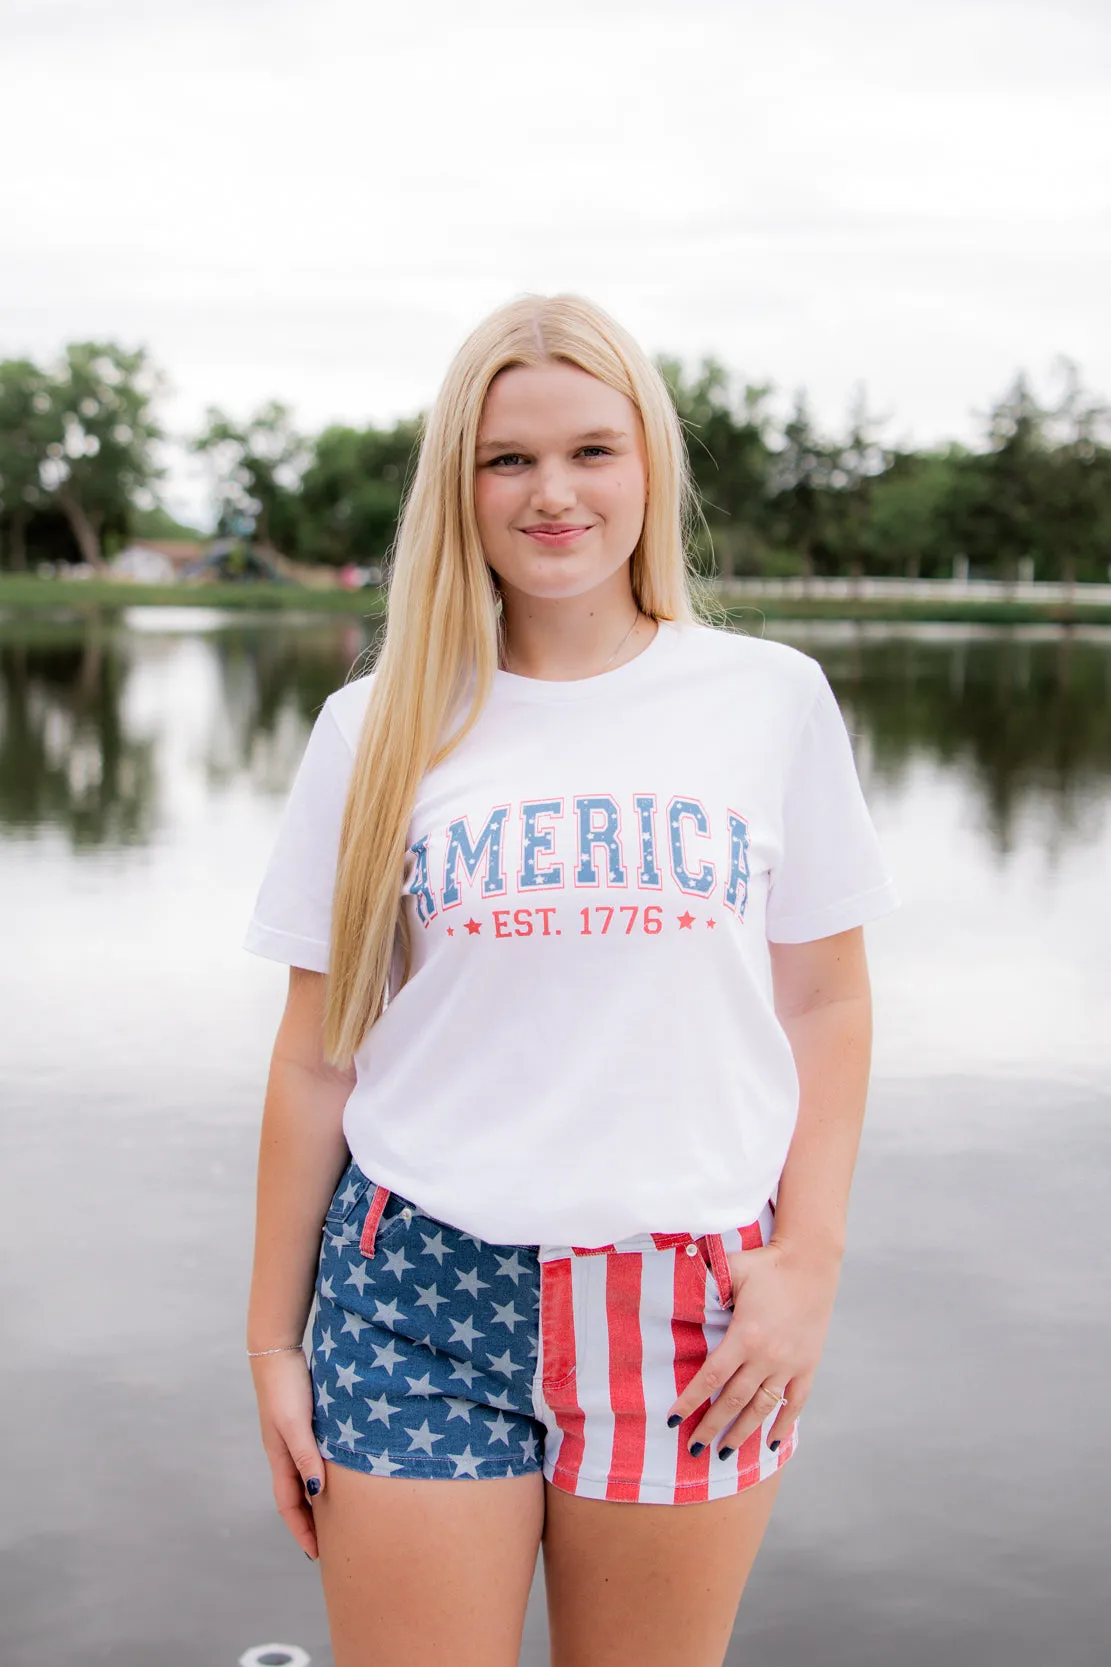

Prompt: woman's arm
[
  {"left": 766, "top": 924, "right": 873, "bottom": 1265},
  {"left": 247, "top": 966, "right": 356, "bottom": 1352},
  {"left": 665, "top": 925, "right": 874, "bottom": 1453},
  {"left": 246, "top": 967, "right": 355, "bottom": 1559}
]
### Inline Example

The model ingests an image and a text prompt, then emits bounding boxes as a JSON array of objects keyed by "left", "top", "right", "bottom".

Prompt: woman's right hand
[{"left": 250, "top": 1349, "right": 325, "bottom": 1560}]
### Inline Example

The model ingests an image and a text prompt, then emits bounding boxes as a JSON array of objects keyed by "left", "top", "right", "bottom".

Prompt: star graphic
[
  {"left": 334, "top": 1361, "right": 362, "bottom": 1394},
  {"left": 371, "top": 1339, "right": 405, "bottom": 1375},
  {"left": 493, "top": 1251, "right": 526, "bottom": 1285},
  {"left": 315, "top": 1378, "right": 335, "bottom": 1415},
  {"left": 677, "top": 910, "right": 695, "bottom": 929},
  {"left": 364, "top": 1394, "right": 395, "bottom": 1426},
  {"left": 519, "top": 1430, "right": 539, "bottom": 1464},
  {"left": 404, "top": 1372, "right": 436, "bottom": 1397},
  {"left": 318, "top": 1327, "right": 337, "bottom": 1361},
  {"left": 405, "top": 1420, "right": 443, "bottom": 1455},
  {"left": 706, "top": 918, "right": 717, "bottom": 928},
  {"left": 490, "top": 1300, "right": 523, "bottom": 1332},
  {"left": 445, "top": 1396, "right": 476, "bottom": 1423},
  {"left": 319, "top": 1276, "right": 336, "bottom": 1301},
  {"left": 317, "top": 1438, "right": 333, "bottom": 1460},
  {"left": 381, "top": 1244, "right": 415, "bottom": 1280},
  {"left": 414, "top": 1282, "right": 448, "bottom": 1314},
  {"left": 338, "top": 1180, "right": 361, "bottom": 1209},
  {"left": 464, "top": 917, "right": 482, "bottom": 935},
  {"left": 455, "top": 1266, "right": 489, "bottom": 1298},
  {"left": 414, "top": 1332, "right": 439, "bottom": 1355},
  {"left": 335, "top": 1415, "right": 360, "bottom": 1450},
  {"left": 487, "top": 1347, "right": 520, "bottom": 1379},
  {"left": 373, "top": 1297, "right": 404, "bottom": 1327},
  {"left": 344, "top": 1259, "right": 371, "bottom": 1296},
  {"left": 505, "top": 1465, "right": 516, "bottom": 1478},
  {"left": 340, "top": 1312, "right": 369, "bottom": 1341},
  {"left": 484, "top": 1412, "right": 514, "bottom": 1446},
  {"left": 448, "top": 1315, "right": 484, "bottom": 1349},
  {"left": 451, "top": 1445, "right": 482, "bottom": 1479},
  {"left": 368, "top": 1451, "right": 404, "bottom": 1475},
  {"left": 446, "top": 926, "right": 455, "bottom": 936},
  {"left": 486, "top": 1387, "right": 515, "bottom": 1411},
  {"left": 449, "top": 1359, "right": 479, "bottom": 1390},
  {"left": 420, "top": 1230, "right": 451, "bottom": 1264}
]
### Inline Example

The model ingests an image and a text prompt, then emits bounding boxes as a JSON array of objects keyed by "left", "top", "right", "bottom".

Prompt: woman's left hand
[{"left": 665, "top": 1237, "right": 844, "bottom": 1456}]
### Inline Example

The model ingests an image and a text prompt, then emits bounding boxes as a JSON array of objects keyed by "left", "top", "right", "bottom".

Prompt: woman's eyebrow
[{"left": 475, "top": 426, "right": 629, "bottom": 455}]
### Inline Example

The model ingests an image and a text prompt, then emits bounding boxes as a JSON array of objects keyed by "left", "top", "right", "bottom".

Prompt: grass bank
[{"left": 2, "top": 575, "right": 1111, "bottom": 627}]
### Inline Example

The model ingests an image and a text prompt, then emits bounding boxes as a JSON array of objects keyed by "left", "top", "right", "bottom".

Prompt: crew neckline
[{"left": 491, "top": 616, "right": 681, "bottom": 703}]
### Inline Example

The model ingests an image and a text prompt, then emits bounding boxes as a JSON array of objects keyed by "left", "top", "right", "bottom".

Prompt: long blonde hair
[{"left": 324, "top": 291, "right": 719, "bottom": 1065}]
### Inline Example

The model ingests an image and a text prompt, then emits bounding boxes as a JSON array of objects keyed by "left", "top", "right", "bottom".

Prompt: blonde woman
[{"left": 243, "top": 293, "right": 899, "bottom": 1667}]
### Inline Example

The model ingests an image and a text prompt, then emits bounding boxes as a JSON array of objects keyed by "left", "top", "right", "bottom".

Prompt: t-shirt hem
[
  {"left": 765, "top": 877, "right": 901, "bottom": 944},
  {"left": 243, "top": 918, "right": 330, "bottom": 973}
]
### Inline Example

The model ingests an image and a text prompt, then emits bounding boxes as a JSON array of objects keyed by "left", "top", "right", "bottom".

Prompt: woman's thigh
[
  {"left": 541, "top": 1471, "right": 781, "bottom": 1667},
  {"left": 313, "top": 1463, "right": 544, "bottom": 1667}
]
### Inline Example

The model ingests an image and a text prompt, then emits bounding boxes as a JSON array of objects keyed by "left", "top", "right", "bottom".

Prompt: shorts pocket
[
  {"left": 699, "top": 1233, "right": 735, "bottom": 1312},
  {"left": 322, "top": 1158, "right": 371, "bottom": 1242},
  {"left": 540, "top": 1257, "right": 584, "bottom": 1394}
]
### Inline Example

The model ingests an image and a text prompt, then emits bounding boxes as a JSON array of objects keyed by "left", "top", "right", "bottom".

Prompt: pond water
[{"left": 1, "top": 609, "right": 1107, "bottom": 1666}]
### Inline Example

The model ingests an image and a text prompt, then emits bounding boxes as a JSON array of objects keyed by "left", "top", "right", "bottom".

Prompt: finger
[
  {"left": 766, "top": 1377, "right": 811, "bottom": 1452},
  {"left": 664, "top": 1334, "right": 749, "bottom": 1432},
  {"left": 270, "top": 1439, "right": 324, "bottom": 1559},
  {"left": 689, "top": 1374, "right": 785, "bottom": 1454}
]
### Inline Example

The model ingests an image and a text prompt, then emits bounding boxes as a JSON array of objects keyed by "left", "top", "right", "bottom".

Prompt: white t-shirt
[{"left": 243, "top": 617, "right": 899, "bottom": 1246}]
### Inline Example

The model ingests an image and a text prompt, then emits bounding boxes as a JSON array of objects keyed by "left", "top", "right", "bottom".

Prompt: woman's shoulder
[
  {"left": 319, "top": 668, "right": 378, "bottom": 753},
  {"left": 680, "top": 619, "right": 825, "bottom": 696}
]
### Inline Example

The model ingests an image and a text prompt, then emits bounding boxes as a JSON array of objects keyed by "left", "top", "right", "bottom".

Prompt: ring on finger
[{"left": 759, "top": 1384, "right": 788, "bottom": 1407}]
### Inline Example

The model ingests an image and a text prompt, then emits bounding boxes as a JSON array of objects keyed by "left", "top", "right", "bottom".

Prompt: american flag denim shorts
[{"left": 310, "top": 1158, "right": 798, "bottom": 1505}]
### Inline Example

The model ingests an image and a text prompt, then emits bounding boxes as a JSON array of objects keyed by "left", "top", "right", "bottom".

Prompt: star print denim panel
[{"left": 310, "top": 1158, "right": 799, "bottom": 1502}]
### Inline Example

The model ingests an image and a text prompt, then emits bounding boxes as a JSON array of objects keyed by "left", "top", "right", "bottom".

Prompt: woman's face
[{"left": 473, "top": 361, "right": 648, "bottom": 605}]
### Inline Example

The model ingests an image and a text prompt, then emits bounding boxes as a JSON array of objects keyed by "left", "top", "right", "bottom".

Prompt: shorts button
[
  {"left": 685, "top": 1243, "right": 699, "bottom": 1256},
  {"left": 401, "top": 1207, "right": 412, "bottom": 1221}
]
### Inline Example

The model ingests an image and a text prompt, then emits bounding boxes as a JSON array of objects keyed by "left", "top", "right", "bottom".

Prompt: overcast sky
[{"left": 2, "top": 0, "right": 1108, "bottom": 527}]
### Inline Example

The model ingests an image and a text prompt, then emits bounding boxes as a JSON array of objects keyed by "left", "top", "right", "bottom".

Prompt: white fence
[{"left": 710, "top": 577, "right": 1111, "bottom": 606}]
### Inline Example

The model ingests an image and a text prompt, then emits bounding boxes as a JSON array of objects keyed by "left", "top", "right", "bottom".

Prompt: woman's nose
[{"left": 530, "top": 463, "right": 576, "bottom": 512}]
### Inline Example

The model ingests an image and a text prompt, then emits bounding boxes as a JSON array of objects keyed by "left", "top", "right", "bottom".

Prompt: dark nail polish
[
  {"left": 305, "top": 1476, "right": 321, "bottom": 1496},
  {"left": 667, "top": 1413, "right": 683, "bottom": 1429},
  {"left": 718, "top": 1446, "right": 735, "bottom": 1461},
  {"left": 769, "top": 1439, "right": 781, "bottom": 1452},
  {"left": 689, "top": 1441, "right": 706, "bottom": 1458},
  {"left": 304, "top": 1551, "right": 313, "bottom": 1560}
]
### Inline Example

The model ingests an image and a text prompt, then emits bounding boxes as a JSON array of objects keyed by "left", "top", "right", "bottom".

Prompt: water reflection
[
  {"left": 1, "top": 610, "right": 1107, "bottom": 1666},
  {"left": 1, "top": 614, "right": 1108, "bottom": 863}
]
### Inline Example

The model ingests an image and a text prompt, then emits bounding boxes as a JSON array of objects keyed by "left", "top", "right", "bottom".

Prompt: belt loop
[{"left": 359, "top": 1185, "right": 392, "bottom": 1258}]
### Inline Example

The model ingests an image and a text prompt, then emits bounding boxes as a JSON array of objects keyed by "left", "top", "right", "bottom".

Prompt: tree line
[{"left": 2, "top": 342, "right": 1109, "bottom": 583}]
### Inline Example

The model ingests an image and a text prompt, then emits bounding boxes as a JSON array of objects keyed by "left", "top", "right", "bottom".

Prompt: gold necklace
[{"left": 501, "top": 607, "right": 643, "bottom": 677}]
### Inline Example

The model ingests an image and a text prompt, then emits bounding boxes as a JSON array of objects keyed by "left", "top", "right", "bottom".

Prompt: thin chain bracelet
[{"left": 247, "top": 1343, "right": 304, "bottom": 1357}]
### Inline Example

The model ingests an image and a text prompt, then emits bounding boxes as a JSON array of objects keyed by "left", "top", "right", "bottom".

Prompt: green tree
[
  {"left": 296, "top": 419, "right": 422, "bottom": 567},
  {"left": 826, "top": 386, "right": 893, "bottom": 576},
  {"left": 192, "top": 401, "right": 309, "bottom": 555},
  {"left": 657, "top": 355, "right": 775, "bottom": 576},
  {"left": 863, "top": 448, "right": 965, "bottom": 578},
  {"left": 38, "top": 342, "right": 166, "bottom": 569},
  {"left": 0, "top": 359, "right": 54, "bottom": 570},
  {"left": 767, "top": 394, "right": 839, "bottom": 577}
]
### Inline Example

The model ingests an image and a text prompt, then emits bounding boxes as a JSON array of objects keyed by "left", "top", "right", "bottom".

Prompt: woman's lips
[{"left": 521, "top": 525, "right": 593, "bottom": 546}]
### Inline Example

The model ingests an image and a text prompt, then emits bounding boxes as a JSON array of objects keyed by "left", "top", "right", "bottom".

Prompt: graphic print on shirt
[{"left": 404, "top": 791, "right": 751, "bottom": 937}]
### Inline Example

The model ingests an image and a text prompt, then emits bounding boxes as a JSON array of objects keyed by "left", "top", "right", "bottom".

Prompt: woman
[{"left": 243, "top": 293, "right": 899, "bottom": 1667}]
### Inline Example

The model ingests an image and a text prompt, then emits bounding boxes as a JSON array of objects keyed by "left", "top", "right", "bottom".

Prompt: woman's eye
[
  {"left": 579, "top": 446, "right": 611, "bottom": 459},
  {"left": 487, "top": 453, "right": 526, "bottom": 468}
]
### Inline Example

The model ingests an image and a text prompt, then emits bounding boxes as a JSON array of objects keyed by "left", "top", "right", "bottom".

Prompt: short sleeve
[
  {"left": 242, "top": 699, "right": 355, "bottom": 972},
  {"left": 765, "top": 667, "right": 900, "bottom": 944}
]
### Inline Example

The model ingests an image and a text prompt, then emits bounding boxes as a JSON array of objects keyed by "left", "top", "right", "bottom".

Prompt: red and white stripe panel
[{"left": 534, "top": 1209, "right": 797, "bottom": 1505}]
